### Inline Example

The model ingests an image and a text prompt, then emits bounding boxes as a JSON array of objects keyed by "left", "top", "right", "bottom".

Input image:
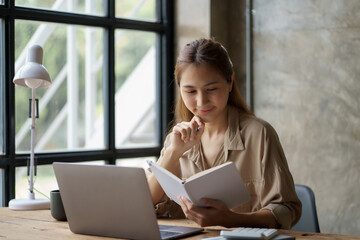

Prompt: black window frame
[{"left": 0, "top": 0, "right": 174, "bottom": 206}]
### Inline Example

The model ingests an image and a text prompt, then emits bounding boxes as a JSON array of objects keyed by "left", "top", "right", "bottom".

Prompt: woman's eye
[
  {"left": 207, "top": 88, "right": 217, "bottom": 92},
  {"left": 186, "top": 90, "right": 196, "bottom": 94}
]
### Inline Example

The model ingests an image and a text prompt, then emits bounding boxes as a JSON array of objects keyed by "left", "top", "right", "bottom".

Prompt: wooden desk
[{"left": 0, "top": 207, "right": 359, "bottom": 240}]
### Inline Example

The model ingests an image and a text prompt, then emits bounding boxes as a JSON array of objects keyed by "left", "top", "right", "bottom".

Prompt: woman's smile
[{"left": 197, "top": 107, "right": 214, "bottom": 115}]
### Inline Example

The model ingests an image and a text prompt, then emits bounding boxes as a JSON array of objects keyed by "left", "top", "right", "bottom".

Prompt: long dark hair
[{"left": 173, "top": 38, "right": 253, "bottom": 124}]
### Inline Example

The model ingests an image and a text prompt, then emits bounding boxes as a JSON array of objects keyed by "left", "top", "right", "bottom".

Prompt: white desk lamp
[{"left": 9, "top": 45, "right": 52, "bottom": 210}]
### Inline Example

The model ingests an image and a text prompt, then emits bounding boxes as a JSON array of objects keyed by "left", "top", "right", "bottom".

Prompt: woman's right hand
[
  {"left": 150, "top": 116, "right": 205, "bottom": 203},
  {"left": 169, "top": 116, "right": 205, "bottom": 155},
  {"left": 157, "top": 116, "right": 204, "bottom": 176}
]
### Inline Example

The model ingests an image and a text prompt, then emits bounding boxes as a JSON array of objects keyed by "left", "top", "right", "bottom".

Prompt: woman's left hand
[{"left": 178, "top": 196, "right": 235, "bottom": 227}]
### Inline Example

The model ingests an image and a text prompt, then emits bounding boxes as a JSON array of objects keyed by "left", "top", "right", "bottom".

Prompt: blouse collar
[{"left": 188, "top": 106, "right": 245, "bottom": 168}]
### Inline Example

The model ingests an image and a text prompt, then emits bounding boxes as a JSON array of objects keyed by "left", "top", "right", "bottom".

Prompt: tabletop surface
[{"left": 0, "top": 207, "right": 359, "bottom": 240}]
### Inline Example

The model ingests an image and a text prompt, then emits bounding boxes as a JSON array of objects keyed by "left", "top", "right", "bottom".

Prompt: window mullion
[
  {"left": 4, "top": 13, "right": 16, "bottom": 205},
  {"left": 161, "top": 0, "right": 174, "bottom": 143},
  {"left": 104, "top": 26, "right": 115, "bottom": 165}
]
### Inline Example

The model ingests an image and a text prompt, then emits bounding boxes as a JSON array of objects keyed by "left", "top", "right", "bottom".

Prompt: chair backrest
[{"left": 291, "top": 184, "right": 320, "bottom": 233}]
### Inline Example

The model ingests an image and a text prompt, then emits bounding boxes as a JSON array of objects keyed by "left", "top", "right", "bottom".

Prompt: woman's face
[{"left": 179, "top": 64, "right": 232, "bottom": 123}]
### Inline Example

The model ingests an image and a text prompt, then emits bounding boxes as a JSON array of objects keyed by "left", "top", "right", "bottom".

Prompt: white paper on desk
[{"left": 148, "top": 161, "right": 250, "bottom": 208}]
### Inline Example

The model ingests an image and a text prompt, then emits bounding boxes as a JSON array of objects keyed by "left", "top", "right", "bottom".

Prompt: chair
[{"left": 291, "top": 184, "right": 321, "bottom": 233}]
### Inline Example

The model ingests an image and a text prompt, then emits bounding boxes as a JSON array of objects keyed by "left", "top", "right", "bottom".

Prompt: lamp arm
[
  {"left": 29, "top": 87, "right": 36, "bottom": 200},
  {"left": 8, "top": 44, "right": 51, "bottom": 210}
]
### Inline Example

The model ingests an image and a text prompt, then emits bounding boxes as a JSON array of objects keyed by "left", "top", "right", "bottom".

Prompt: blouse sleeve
[
  {"left": 150, "top": 134, "right": 185, "bottom": 218},
  {"left": 259, "top": 122, "right": 302, "bottom": 229}
]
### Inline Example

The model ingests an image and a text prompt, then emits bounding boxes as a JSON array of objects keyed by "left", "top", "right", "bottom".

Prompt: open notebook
[{"left": 53, "top": 162, "right": 203, "bottom": 240}]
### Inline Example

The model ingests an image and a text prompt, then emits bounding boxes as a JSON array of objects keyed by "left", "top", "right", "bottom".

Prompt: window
[
  {"left": 0, "top": 0, "right": 173, "bottom": 205},
  {"left": 116, "top": 156, "right": 157, "bottom": 169},
  {"left": 116, "top": 0, "right": 157, "bottom": 22},
  {"left": 15, "top": 20, "right": 105, "bottom": 152},
  {"left": 15, "top": 164, "right": 58, "bottom": 199},
  {"left": 115, "top": 30, "right": 157, "bottom": 148},
  {"left": 15, "top": 0, "right": 105, "bottom": 16},
  {"left": 15, "top": 160, "right": 105, "bottom": 199}
]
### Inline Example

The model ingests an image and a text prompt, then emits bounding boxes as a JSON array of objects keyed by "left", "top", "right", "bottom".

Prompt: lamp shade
[{"left": 13, "top": 45, "right": 51, "bottom": 88}]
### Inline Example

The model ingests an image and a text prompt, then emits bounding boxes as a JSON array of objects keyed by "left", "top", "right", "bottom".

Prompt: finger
[
  {"left": 200, "top": 198, "right": 226, "bottom": 210},
  {"left": 196, "top": 124, "right": 205, "bottom": 135},
  {"left": 179, "top": 197, "right": 206, "bottom": 223},
  {"left": 172, "top": 125, "right": 184, "bottom": 139},
  {"left": 173, "top": 123, "right": 184, "bottom": 133},
  {"left": 178, "top": 196, "right": 188, "bottom": 214},
  {"left": 174, "top": 123, "right": 190, "bottom": 142},
  {"left": 179, "top": 196, "right": 193, "bottom": 208},
  {"left": 178, "top": 196, "right": 195, "bottom": 218},
  {"left": 190, "top": 118, "right": 204, "bottom": 140},
  {"left": 180, "top": 123, "right": 191, "bottom": 142},
  {"left": 179, "top": 197, "right": 200, "bottom": 214},
  {"left": 190, "top": 116, "right": 204, "bottom": 127},
  {"left": 189, "top": 121, "right": 199, "bottom": 141}
]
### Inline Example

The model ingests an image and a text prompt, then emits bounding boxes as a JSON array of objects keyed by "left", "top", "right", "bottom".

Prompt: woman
[{"left": 148, "top": 38, "right": 301, "bottom": 229}]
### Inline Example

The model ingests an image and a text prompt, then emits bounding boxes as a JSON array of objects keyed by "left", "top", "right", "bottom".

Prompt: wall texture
[
  {"left": 175, "top": 0, "right": 211, "bottom": 58},
  {"left": 252, "top": 0, "right": 360, "bottom": 235}
]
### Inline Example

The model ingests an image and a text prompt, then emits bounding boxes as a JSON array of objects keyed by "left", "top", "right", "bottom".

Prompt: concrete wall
[
  {"left": 175, "top": 0, "right": 360, "bottom": 235},
  {"left": 174, "top": 0, "right": 211, "bottom": 58},
  {"left": 252, "top": 0, "right": 360, "bottom": 235}
]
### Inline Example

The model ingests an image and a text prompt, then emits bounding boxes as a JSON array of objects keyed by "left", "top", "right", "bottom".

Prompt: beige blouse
[{"left": 154, "top": 106, "right": 302, "bottom": 229}]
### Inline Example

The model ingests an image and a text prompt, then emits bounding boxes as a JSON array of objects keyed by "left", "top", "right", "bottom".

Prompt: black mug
[{"left": 50, "top": 190, "right": 67, "bottom": 221}]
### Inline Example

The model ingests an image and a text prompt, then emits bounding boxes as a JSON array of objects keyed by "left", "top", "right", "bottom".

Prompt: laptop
[{"left": 53, "top": 162, "right": 203, "bottom": 240}]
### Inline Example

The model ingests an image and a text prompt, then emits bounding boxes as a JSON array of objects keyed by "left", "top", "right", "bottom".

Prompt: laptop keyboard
[
  {"left": 159, "top": 225, "right": 173, "bottom": 230},
  {"left": 159, "top": 225, "right": 183, "bottom": 239},
  {"left": 160, "top": 230, "right": 182, "bottom": 239},
  {"left": 159, "top": 224, "right": 203, "bottom": 240}
]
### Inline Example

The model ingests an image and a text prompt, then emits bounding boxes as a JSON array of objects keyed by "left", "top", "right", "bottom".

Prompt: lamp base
[{"left": 9, "top": 198, "right": 50, "bottom": 210}]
